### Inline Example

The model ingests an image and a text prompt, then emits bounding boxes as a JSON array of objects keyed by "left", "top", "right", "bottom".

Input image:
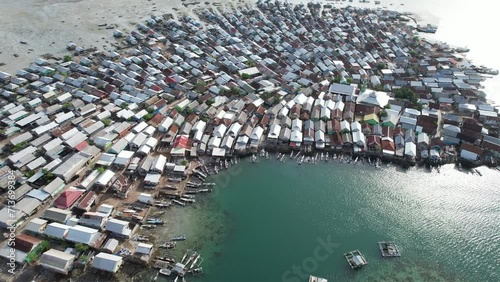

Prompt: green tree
[
  {"left": 146, "top": 108, "right": 154, "bottom": 113},
  {"left": 120, "top": 102, "right": 129, "bottom": 109},
  {"left": 241, "top": 73, "right": 250, "bottom": 80},
  {"left": 185, "top": 108, "right": 194, "bottom": 114},
  {"left": 393, "top": 87, "right": 417, "bottom": 103},
  {"left": 96, "top": 166, "right": 106, "bottom": 174},
  {"left": 376, "top": 63, "right": 387, "bottom": 70},
  {"left": 379, "top": 110, "right": 388, "bottom": 118},
  {"left": 63, "top": 55, "right": 72, "bottom": 62},
  {"left": 346, "top": 77, "right": 353, "bottom": 84},
  {"left": 374, "top": 84, "right": 385, "bottom": 91},
  {"left": 205, "top": 99, "right": 215, "bottom": 106},
  {"left": 102, "top": 118, "right": 112, "bottom": 126},
  {"left": 62, "top": 102, "right": 73, "bottom": 109},
  {"left": 75, "top": 243, "right": 89, "bottom": 253},
  {"left": 246, "top": 60, "right": 255, "bottom": 67},
  {"left": 181, "top": 160, "right": 188, "bottom": 166},
  {"left": 143, "top": 113, "right": 153, "bottom": 121},
  {"left": 230, "top": 87, "right": 240, "bottom": 95},
  {"left": 333, "top": 75, "right": 341, "bottom": 83}
]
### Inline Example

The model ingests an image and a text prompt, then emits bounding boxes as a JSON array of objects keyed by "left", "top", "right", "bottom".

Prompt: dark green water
[{"left": 152, "top": 159, "right": 499, "bottom": 282}]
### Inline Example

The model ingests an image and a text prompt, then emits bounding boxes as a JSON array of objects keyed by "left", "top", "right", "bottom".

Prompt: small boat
[
  {"left": 378, "top": 241, "right": 401, "bottom": 257},
  {"left": 180, "top": 197, "right": 196, "bottom": 203},
  {"left": 147, "top": 218, "right": 164, "bottom": 225},
  {"left": 173, "top": 200, "right": 186, "bottom": 207},
  {"left": 159, "top": 268, "right": 172, "bottom": 276},
  {"left": 141, "top": 224, "right": 156, "bottom": 229},
  {"left": 344, "top": 250, "right": 367, "bottom": 269},
  {"left": 458, "top": 162, "right": 463, "bottom": 171},
  {"left": 159, "top": 241, "right": 176, "bottom": 249},
  {"left": 133, "top": 235, "right": 150, "bottom": 242},
  {"left": 171, "top": 235, "right": 186, "bottom": 241},
  {"left": 416, "top": 24, "right": 438, "bottom": 33},
  {"left": 156, "top": 256, "right": 176, "bottom": 263},
  {"left": 475, "top": 169, "right": 482, "bottom": 176},
  {"left": 190, "top": 267, "right": 203, "bottom": 275},
  {"left": 308, "top": 275, "right": 327, "bottom": 282}
]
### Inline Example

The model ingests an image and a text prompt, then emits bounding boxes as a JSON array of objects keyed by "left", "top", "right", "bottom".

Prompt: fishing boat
[
  {"left": 147, "top": 218, "right": 164, "bottom": 225},
  {"left": 344, "top": 250, "right": 368, "bottom": 269},
  {"left": 159, "top": 268, "right": 172, "bottom": 276},
  {"left": 154, "top": 201, "right": 171, "bottom": 208},
  {"left": 173, "top": 200, "right": 186, "bottom": 207},
  {"left": 159, "top": 241, "right": 176, "bottom": 249},
  {"left": 180, "top": 197, "right": 196, "bottom": 203},
  {"left": 416, "top": 24, "right": 438, "bottom": 33},
  {"left": 190, "top": 267, "right": 203, "bottom": 275},
  {"left": 171, "top": 235, "right": 187, "bottom": 241},
  {"left": 156, "top": 256, "right": 176, "bottom": 263},
  {"left": 378, "top": 241, "right": 401, "bottom": 257},
  {"left": 308, "top": 275, "right": 327, "bottom": 282},
  {"left": 133, "top": 235, "right": 150, "bottom": 242}
]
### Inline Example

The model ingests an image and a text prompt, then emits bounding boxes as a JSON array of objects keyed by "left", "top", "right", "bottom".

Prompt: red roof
[
  {"left": 173, "top": 135, "right": 189, "bottom": 149},
  {"left": 75, "top": 141, "right": 89, "bottom": 151},
  {"left": 54, "top": 189, "right": 84, "bottom": 209},
  {"left": 166, "top": 77, "right": 177, "bottom": 84}
]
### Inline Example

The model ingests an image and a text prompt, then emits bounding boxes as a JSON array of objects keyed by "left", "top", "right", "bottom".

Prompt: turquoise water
[{"left": 178, "top": 159, "right": 500, "bottom": 282}]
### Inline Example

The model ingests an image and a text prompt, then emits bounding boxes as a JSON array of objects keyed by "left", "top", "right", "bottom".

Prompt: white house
[{"left": 92, "top": 252, "right": 123, "bottom": 273}]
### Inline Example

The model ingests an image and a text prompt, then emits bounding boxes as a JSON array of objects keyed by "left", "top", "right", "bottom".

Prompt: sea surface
[{"left": 152, "top": 159, "right": 499, "bottom": 282}]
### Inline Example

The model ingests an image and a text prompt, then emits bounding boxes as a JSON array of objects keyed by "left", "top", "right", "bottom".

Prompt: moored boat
[
  {"left": 159, "top": 268, "right": 172, "bottom": 276},
  {"left": 378, "top": 241, "right": 401, "bottom": 257},
  {"left": 171, "top": 235, "right": 187, "bottom": 241},
  {"left": 159, "top": 241, "right": 176, "bottom": 249}
]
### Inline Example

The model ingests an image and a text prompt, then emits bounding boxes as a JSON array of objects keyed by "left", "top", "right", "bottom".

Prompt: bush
[
  {"left": 230, "top": 87, "right": 240, "bottom": 95},
  {"left": 75, "top": 243, "right": 89, "bottom": 253},
  {"left": 393, "top": 87, "right": 417, "bottom": 103},
  {"left": 102, "top": 118, "right": 112, "bottom": 126}
]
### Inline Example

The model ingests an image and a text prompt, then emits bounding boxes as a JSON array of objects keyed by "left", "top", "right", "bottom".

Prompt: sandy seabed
[{"left": 0, "top": 0, "right": 249, "bottom": 73}]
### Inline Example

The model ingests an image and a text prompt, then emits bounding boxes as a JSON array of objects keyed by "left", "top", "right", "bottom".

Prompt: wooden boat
[
  {"left": 159, "top": 241, "right": 176, "bottom": 249},
  {"left": 156, "top": 256, "right": 176, "bottom": 263},
  {"left": 159, "top": 268, "right": 172, "bottom": 276},
  {"left": 308, "top": 275, "right": 327, "bottom": 282},
  {"left": 344, "top": 250, "right": 367, "bottom": 269},
  {"left": 378, "top": 241, "right": 401, "bottom": 257},
  {"left": 171, "top": 235, "right": 186, "bottom": 241}
]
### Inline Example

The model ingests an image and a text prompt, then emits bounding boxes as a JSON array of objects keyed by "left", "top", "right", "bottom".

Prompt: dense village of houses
[{"left": 0, "top": 0, "right": 498, "bottom": 280}]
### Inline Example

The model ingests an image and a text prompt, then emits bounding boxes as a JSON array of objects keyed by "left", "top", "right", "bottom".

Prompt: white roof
[
  {"left": 65, "top": 225, "right": 98, "bottom": 244},
  {"left": 92, "top": 252, "right": 123, "bottom": 273},
  {"left": 44, "top": 222, "right": 70, "bottom": 238},
  {"left": 357, "top": 89, "right": 390, "bottom": 107},
  {"left": 96, "top": 170, "right": 115, "bottom": 186}
]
